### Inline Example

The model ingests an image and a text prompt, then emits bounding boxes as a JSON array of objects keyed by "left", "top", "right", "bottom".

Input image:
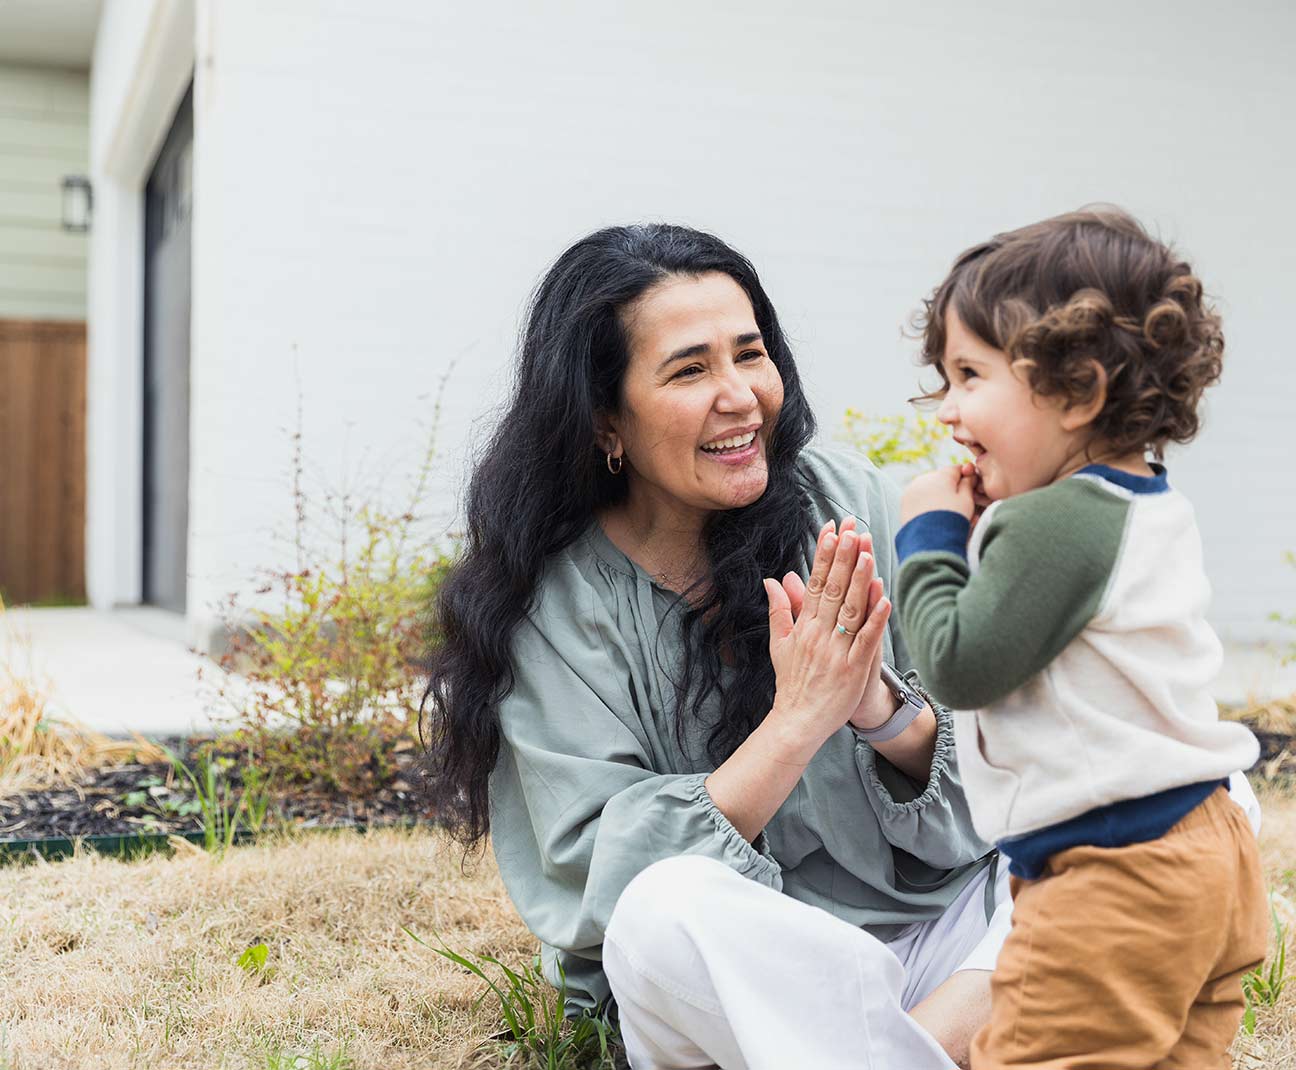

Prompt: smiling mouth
[{"left": 700, "top": 430, "right": 758, "bottom": 455}]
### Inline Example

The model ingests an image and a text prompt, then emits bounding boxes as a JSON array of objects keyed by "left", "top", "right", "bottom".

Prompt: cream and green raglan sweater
[{"left": 895, "top": 465, "right": 1258, "bottom": 868}]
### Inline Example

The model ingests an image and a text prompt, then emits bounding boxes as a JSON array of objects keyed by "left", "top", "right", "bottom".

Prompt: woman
[{"left": 423, "top": 224, "right": 1005, "bottom": 1069}]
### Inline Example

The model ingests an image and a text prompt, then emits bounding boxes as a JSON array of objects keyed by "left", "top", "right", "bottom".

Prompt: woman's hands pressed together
[
  {"left": 706, "top": 515, "right": 939, "bottom": 842},
  {"left": 773, "top": 520, "right": 893, "bottom": 732},
  {"left": 770, "top": 516, "right": 941, "bottom": 782},
  {"left": 762, "top": 519, "right": 891, "bottom": 761}
]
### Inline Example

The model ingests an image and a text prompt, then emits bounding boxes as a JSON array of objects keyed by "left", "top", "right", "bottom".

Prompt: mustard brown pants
[{"left": 971, "top": 787, "right": 1267, "bottom": 1069}]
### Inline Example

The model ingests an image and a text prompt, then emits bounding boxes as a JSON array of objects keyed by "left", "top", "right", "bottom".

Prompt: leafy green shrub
[
  {"left": 209, "top": 400, "right": 453, "bottom": 796},
  {"left": 838, "top": 408, "right": 966, "bottom": 471}
]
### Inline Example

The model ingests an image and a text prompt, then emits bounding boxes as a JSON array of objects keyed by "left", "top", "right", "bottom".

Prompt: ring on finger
[{"left": 836, "top": 622, "right": 859, "bottom": 636}]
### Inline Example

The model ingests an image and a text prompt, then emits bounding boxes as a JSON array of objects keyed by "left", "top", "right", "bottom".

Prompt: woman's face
[{"left": 605, "top": 272, "right": 785, "bottom": 519}]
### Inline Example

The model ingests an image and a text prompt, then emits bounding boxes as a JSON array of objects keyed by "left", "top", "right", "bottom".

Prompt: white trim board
[{"left": 85, "top": 0, "right": 196, "bottom": 612}]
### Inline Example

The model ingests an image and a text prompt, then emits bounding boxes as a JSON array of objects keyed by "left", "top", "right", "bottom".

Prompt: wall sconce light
[{"left": 61, "top": 175, "right": 93, "bottom": 233}]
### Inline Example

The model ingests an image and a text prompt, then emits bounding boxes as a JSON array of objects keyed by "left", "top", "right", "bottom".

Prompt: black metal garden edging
[
  {"left": 0, "top": 828, "right": 256, "bottom": 863},
  {"left": 0, "top": 819, "right": 422, "bottom": 865}
]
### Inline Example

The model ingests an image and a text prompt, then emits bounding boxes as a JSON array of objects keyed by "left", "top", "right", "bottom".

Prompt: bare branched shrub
[{"left": 208, "top": 382, "right": 454, "bottom": 796}]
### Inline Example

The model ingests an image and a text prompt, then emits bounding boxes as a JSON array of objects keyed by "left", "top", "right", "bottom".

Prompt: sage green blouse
[{"left": 489, "top": 447, "right": 991, "bottom": 1009}]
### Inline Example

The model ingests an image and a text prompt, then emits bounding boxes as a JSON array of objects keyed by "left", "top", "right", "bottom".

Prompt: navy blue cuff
[{"left": 895, "top": 511, "right": 971, "bottom": 564}]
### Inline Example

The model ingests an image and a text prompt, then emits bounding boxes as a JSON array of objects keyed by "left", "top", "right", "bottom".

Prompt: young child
[{"left": 894, "top": 208, "right": 1266, "bottom": 1069}]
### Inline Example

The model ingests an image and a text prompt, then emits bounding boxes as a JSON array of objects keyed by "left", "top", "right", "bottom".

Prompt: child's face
[{"left": 935, "top": 310, "right": 1087, "bottom": 501}]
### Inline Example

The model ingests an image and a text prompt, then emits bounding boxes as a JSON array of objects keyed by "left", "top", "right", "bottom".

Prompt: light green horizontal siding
[
  {"left": 0, "top": 113, "right": 87, "bottom": 155},
  {"left": 0, "top": 291, "right": 85, "bottom": 320},
  {"left": 0, "top": 64, "right": 88, "bottom": 322},
  {"left": 0, "top": 185, "right": 63, "bottom": 222},
  {"left": 0, "top": 151, "right": 88, "bottom": 186},
  {"left": 0, "top": 224, "right": 87, "bottom": 261},
  {"left": 0, "top": 260, "right": 84, "bottom": 296},
  {"left": 0, "top": 67, "right": 88, "bottom": 116}
]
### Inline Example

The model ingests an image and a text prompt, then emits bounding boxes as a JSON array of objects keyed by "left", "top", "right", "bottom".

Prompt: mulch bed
[
  {"left": 1251, "top": 725, "right": 1296, "bottom": 780},
  {"left": 2, "top": 716, "right": 1292, "bottom": 851},
  {"left": 1254, "top": 727, "right": 1295, "bottom": 761},
  {"left": 0, "top": 738, "right": 436, "bottom": 845}
]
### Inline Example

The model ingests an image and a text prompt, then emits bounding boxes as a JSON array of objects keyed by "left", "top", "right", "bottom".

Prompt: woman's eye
[
  {"left": 672, "top": 365, "right": 703, "bottom": 380},
  {"left": 738, "top": 349, "right": 765, "bottom": 363}
]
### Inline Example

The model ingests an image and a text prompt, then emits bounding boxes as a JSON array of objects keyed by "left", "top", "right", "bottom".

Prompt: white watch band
[{"left": 855, "top": 664, "right": 926, "bottom": 743}]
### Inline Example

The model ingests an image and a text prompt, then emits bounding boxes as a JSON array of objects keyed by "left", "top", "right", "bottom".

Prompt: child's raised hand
[{"left": 900, "top": 464, "right": 977, "bottom": 525}]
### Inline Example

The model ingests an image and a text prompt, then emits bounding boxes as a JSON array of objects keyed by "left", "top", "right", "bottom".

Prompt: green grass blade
[{"left": 403, "top": 928, "right": 526, "bottom": 1040}]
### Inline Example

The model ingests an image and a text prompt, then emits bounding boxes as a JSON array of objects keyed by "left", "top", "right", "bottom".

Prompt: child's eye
[{"left": 957, "top": 365, "right": 979, "bottom": 381}]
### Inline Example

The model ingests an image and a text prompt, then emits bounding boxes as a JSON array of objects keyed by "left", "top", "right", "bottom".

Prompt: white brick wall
[{"left": 91, "top": 0, "right": 1296, "bottom": 655}]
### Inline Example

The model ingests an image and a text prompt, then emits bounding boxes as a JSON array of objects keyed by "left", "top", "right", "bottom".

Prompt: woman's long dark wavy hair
[{"left": 422, "top": 224, "right": 816, "bottom": 848}]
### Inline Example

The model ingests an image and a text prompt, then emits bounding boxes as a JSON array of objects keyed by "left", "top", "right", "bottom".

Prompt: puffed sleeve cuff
[
  {"left": 856, "top": 683, "right": 954, "bottom": 816},
  {"left": 690, "top": 774, "right": 784, "bottom": 890},
  {"left": 852, "top": 674, "right": 985, "bottom": 867}
]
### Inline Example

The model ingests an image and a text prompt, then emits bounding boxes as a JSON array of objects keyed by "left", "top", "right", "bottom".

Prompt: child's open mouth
[{"left": 954, "top": 436, "right": 985, "bottom": 465}]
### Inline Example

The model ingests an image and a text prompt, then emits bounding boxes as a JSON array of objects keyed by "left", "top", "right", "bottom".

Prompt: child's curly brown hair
[{"left": 915, "top": 207, "right": 1224, "bottom": 460}]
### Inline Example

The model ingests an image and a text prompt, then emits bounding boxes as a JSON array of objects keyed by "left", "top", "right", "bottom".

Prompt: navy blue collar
[{"left": 1077, "top": 463, "right": 1169, "bottom": 495}]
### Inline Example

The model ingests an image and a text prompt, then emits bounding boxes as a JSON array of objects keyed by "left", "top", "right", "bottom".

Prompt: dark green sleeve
[{"left": 895, "top": 479, "right": 1130, "bottom": 710}]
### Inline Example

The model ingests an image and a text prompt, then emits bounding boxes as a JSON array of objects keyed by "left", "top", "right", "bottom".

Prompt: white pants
[
  {"left": 1229, "top": 770, "right": 1263, "bottom": 837},
  {"left": 603, "top": 855, "right": 1012, "bottom": 1070},
  {"left": 601, "top": 776, "right": 1262, "bottom": 1070}
]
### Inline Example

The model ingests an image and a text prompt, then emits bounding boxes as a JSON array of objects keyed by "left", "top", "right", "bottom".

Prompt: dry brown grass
[
  {"left": 1223, "top": 694, "right": 1296, "bottom": 737},
  {"left": 0, "top": 605, "right": 165, "bottom": 796},
  {"left": 0, "top": 827, "right": 533, "bottom": 1069},
  {"left": 1, "top": 792, "right": 1294, "bottom": 1069}
]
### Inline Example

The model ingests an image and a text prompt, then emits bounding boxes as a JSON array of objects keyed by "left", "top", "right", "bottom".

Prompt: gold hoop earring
[{"left": 606, "top": 452, "right": 623, "bottom": 475}]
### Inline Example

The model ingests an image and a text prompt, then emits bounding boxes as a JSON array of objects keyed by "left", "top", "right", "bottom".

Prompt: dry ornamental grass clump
[
  {"left": 1224, "top": 697, "right": 1296, "bottom": 785},
  {"left": 0, "top": 603, "right": 164, "bottom": 797}
]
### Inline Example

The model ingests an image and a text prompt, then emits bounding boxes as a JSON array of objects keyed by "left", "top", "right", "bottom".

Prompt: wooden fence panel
[{"left": 0, "top": 320, "right": 86, "bottom": 605}]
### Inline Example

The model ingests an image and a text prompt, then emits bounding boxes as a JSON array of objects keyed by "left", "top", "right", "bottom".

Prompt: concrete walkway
[
  {"left": 1, "top": 607, "right": 218, "bottom": 738},
  {"left": 1, "top": 607, "right": 1292, "bottom": 740}
]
